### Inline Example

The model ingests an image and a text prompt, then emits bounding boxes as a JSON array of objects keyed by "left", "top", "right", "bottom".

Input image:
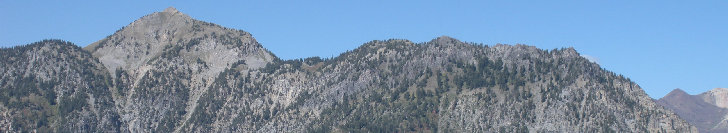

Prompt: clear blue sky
[{"left": 1, "top": 0, "right": 726, "bottom": 98}]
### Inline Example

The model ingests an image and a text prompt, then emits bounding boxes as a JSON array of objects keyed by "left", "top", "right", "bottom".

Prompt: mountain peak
[
  {"left": 157, "top": 6, "right": 186, "bottom": 17},
  {"left": 436, "top": 35, "right": 454, "bottom": 40},
  {"left": 85, "top": 6, "right": 273, "bottom": 81},
  {"left": 669, "top": 88, "right": 688, "bottom": 95},
  {"left": 427, "top": 35, "right": 465, "bottom": 47},
  {"left": 163, "top": 6, "right": 179, "bottom": 13},
  {"left": 663, "top": 88, "right": 690, "bottom": 99},
  {"left": 432, "top": 35, "right": 458, "bottom": 43}
]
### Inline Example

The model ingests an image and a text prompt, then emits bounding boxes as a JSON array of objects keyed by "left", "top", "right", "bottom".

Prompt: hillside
[
  {"left": 0, "top": 7, "right": 697, "bottom": 132},
  {"left": 0, "top": 40, "right": 120, "bottom": 132},
  {"left": 657, "top": 88, "right": 728, "bottom": 133}
]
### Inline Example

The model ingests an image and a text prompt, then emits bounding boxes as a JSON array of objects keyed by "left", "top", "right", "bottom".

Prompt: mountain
[
  {"left": 657, "top": 88, "right": 728, "bottom": 133},
  {"left": 188, "top": 37, "right": 695, "bottom": 132},
  {"left": 83, "top": 7, "right": 274, "bottom": 132},
  {"left": 0, "top": 7, "right": 697, "bottom": 132},
  {"left": 0, "top": 40, "right": 120, "bottom": 132}
]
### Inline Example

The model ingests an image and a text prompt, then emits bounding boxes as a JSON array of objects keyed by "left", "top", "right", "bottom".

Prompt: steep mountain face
[
  {"left": 1, "top": 7, "right": 697, "bottom": 132},
  {"left": 657, "top": 88, "right": 728, "bottom": 133},
  {"left": 84, "top": 7, "right": 274, "bottom": 132},
  {"left": 0, "top": 40, "right": 120, "bottom": 132}
]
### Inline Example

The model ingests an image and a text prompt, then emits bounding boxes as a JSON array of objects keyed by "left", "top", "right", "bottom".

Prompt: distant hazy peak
[
  {"left": 657, "top": 88, "right": 728, "bottom": 132},
  {"left": 660, "top": 88, "right": 728, "bottom": 109},
  {"left": 660, "top": 88, "right": 692, "bottom": 101},
  {"left": 667, "top": 88, "right": 689, "bottom": 96}
]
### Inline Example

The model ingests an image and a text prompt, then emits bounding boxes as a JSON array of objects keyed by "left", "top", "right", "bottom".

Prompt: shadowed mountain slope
[{"left": 657, "top": 88, "right": 728, "bottom": 133}]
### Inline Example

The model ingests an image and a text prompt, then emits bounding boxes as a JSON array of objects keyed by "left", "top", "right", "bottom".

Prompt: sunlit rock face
[{"left": 84, "top": 7, "right": 274, "bottom": 132}]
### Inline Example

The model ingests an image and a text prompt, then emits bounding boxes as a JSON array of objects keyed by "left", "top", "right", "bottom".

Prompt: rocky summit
[
  {"left": 657, "top": 88, "right": 728, "bottom": 133},
  {"left": 84, "top": 6, "right": 274, "bottom": 132},
  {"left": 0, "top": 7, "right": 697, "bottom": 132}
]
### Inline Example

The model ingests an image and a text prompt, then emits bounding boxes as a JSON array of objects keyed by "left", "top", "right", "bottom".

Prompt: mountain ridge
[
  {"left": 0, "top": 7, "right": 697, "bottom": 132},
  {"left": 657, "top": 88, "right": 728, "bottom": 133}
]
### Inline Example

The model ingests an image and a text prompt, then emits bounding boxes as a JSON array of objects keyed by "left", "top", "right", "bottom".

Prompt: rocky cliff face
[
  {"left": 657, "top": 88, "right": 728, "bottom": 133},
  {"left": 0, "top": 7, "right": 697, "bottom": 132},
  {"left": 701, "top": 88, "right": 728, "bottom": 109}
]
